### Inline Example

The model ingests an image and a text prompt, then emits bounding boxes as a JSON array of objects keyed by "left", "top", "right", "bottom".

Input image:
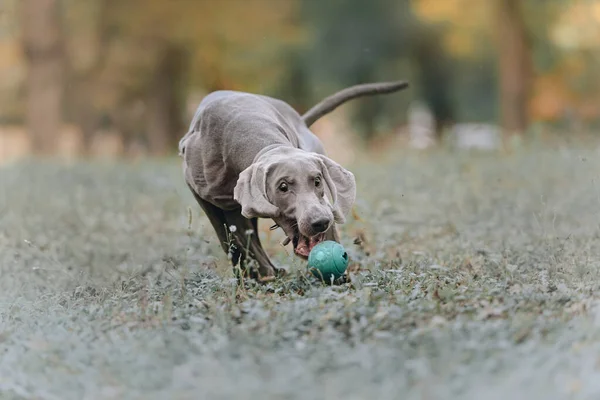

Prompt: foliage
[
  {"left": 296, "top": 0, "right": 413, "bottom": 139},
  {"left": 0, "top": 0, "right": 599, "bottom": 153}
]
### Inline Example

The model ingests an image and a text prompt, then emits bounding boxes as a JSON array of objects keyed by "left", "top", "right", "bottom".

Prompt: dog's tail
[{"left": 301, "top": 81, "right": 409, "bottom": 127}]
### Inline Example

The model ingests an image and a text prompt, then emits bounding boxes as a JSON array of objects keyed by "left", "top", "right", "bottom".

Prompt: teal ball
[{"left": 307, "top": 241, "right": 349, "bottom": 282}]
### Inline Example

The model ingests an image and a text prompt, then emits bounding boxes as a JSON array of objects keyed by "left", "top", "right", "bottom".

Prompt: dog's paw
[{"left": 258, "top": 275, "right": 277, "bottom": 283}]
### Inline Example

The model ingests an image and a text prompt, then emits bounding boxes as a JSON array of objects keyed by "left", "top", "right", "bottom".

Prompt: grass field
[{"left": 2, "top": 143, "right": 600, "bottom": 399}]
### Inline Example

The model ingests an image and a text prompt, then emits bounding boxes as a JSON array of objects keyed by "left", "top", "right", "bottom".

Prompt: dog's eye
[
  {"left": 314, "top": 176, "right": 321, "bottom": 187},
  {"left": 278, "top": 182, "right": 289, "bottom": 192}
]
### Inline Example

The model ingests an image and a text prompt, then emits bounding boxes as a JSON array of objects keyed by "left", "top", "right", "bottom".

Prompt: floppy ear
[
  {"left": 317, "top": 155, "right": 356, "bottom": 224},
  {"left": 234, "top": 161, "right": 279, "bottom": 219}
]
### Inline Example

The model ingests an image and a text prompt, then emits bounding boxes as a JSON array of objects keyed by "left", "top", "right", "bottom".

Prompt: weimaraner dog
[{"left": 179, "top": 81, "right": 408, "bottom": 281}]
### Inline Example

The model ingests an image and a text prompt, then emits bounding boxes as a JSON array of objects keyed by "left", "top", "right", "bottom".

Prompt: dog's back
[{"left": 179, "top": 90, "right": 322, "bottom": 157}]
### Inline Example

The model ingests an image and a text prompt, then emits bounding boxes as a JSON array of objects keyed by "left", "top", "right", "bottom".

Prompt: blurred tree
[
  {"left": 301, "top": 0, "right": 409, "bottom": 141},
  {"left": 411, "top": 24, "right": 455, "bottom": 136},
  {"left": 61, "top": 0, "right": 304, "bottom": 155},
  {"left": 62, "top": 0, "right": 113, "bottom": 154},
  {"left": 8, "top": 0, "right": 598, "bottom": 159},
  {"left": 412, "top": 0, "right": 494, "bottom": 126},
  {"left": 109, "top": 0, "right": 304, "bottom": 92},
  {"left": 20, "top": 0, "right": 65, "bottom": 155},
  {"left": 274, "top": 48, "right": 313, "bottom": 114},
  {"left": 300, "top": 0, "right": 455, "bottom": 141},
  {"left": 145, "top": 42, "right": 188, "bottom": 155},
  {"left": 495, "top": 0, "right": 533, "bottom": 136},
  {"left": 527, "top": 0, "right": 600, "bottom": 126},
  {"left": 415, "top": 0, "right": 541, "bottom": 134}
]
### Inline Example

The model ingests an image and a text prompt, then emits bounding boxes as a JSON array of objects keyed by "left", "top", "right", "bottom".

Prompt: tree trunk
[
  {"left": 20, "top": 0, "right": 65, "bottom": 155},
  {"left": 70, "top": 80, "right": 99, "bottom": 155},
  {"left": 413, "top": 26, "right": 455, "bottom": 138},
  {"left": 145, "top": 44, "right": 187, "bottom": 155},
  {"left": 65, "top": 0, "right": 113, "bottom": 155},
  {"left": 495, "top": 0, "right": 532, "bottom": 136}
]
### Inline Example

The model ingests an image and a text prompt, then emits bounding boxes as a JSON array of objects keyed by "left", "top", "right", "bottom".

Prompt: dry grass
[{"left": 2, "top": 142, "right": 600, "bottom": 399}]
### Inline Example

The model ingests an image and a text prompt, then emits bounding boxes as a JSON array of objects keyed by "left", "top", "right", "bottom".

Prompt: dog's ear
[
  {"left": 234, "top": 161, "right": 279, "bottom": 219},
  {"left": 317, "top": 155, "right": 356, "bottom": 224}
]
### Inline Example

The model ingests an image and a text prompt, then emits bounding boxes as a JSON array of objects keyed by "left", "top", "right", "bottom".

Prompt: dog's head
[{"left": 233, "top": 147, "right": 356, "bottom": 258}]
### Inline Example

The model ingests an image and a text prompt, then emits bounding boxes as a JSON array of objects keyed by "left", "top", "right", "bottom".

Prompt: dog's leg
[
  {"left": 191, "top": 194, "right": 254, "bottom": 276},
  {"left": 188, "top": 185, "right": 230, "bottom": 253},
  {"left": 222, "top": 209, "right": 281, "bottom": 282},
  {"left": 250, "top": 217, "right": 286, "bottom": 278},
  {"left": 188, "top": 185, "right": 279, "bottom": 282}
]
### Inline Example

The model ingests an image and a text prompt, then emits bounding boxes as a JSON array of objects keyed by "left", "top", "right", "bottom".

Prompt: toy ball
[{"left": 307, "top": 241, "right": 349, "bottom": 282}]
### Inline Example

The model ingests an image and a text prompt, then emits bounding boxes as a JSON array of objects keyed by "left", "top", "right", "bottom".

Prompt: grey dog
[{"left": 179, "top": 81, "right": 408, "bottom": 281}]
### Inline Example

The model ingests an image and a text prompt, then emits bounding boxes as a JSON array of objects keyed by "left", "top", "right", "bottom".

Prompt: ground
[{"left": 2, "top": 143, "right": 600, "bottom": 399}]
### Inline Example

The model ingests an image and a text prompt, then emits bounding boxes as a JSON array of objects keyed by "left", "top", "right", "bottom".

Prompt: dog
[{"left": 179, "top": 81, "right": 408, "bottom": 281}]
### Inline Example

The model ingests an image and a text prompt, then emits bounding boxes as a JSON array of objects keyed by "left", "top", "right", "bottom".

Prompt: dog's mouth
[
  {"left": 292, "top": 232, "right": 326, "bottom": 259},
  {"left": 274, "top": 223, "right": 326, "bottom": 259}
]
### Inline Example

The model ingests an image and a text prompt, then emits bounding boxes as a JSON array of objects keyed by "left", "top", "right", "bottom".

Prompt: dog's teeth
[{"left": 281, "top": 237, "right": 291, "bottom": 246}]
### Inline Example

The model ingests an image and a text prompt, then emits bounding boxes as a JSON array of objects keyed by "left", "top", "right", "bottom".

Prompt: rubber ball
[{"left": 307, "top": 240, "right": 349, "bottom": 282}]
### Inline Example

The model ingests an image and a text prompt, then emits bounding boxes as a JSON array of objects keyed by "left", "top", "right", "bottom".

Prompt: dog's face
[
  {"left": 234, "top": 148, "right": 356, "bottom": 258},
  {"left": 267, "top": 157, "right": 336, "bottom": 258}
]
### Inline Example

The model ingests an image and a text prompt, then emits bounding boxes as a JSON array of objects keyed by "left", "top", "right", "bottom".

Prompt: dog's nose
[{"left": 311, "top": 218, "right": 331, "bottom": 233}]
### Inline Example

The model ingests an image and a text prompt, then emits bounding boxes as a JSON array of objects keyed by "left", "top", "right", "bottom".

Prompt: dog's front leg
[
  {"left": 188, "top": 188, "right": 279, "bottom": 282},
  {"left": 222, "top": 209, "right": 282, "bottom": 282}
]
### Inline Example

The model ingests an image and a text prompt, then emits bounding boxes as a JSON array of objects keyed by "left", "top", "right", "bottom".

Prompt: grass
[{"left": 2, "top": 143, "right": 600, "bottom": 399}]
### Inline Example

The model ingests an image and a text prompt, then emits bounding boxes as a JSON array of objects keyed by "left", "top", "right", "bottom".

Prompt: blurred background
[{"left": 1, "top": 0, "right": 599, "bottom": 163}]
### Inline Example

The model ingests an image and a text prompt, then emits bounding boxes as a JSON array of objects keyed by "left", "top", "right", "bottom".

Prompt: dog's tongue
[
  {"left": 295, "top": 240, "right": 310, "bottom": 257},
  {"left": 294, "top": 235, "right": 322, "bottom": 257}
]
